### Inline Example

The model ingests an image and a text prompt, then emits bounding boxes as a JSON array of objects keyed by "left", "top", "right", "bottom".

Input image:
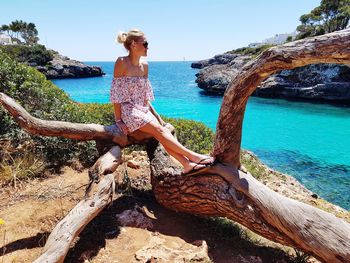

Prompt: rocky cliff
[
  {"left": 35, "top": 51, "right": 104, "bottom": 79},
  {"left": 193, "top": 53, "right": 350, "bottom": 104}
]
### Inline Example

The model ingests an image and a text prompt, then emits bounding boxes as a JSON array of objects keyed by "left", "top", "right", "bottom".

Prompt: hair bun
[{"left": 116, "top": 31, "right": 128, "bottom": 44}]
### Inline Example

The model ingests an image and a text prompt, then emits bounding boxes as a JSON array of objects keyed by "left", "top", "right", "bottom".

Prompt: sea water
[{"left": 52, "top": 61, "right": 350, "bottom": 210}]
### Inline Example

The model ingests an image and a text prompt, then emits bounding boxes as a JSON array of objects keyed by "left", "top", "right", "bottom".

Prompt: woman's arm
[
  {"left": 113, "top": 103, "right": 122, "bottom": 121},
  {"left": 112, "top": 58, "right": 128, "bottom": 134},
  {"left": 113, "top": 103, "right": 128, "bottom": 134},
  {"left": 149, "top": 102, "right": 165, "bottom": 126},
  {"left": 112, "top": 58, "right": 124, "bottom": 120},
  {"left": 142, "top": 62, "right": 165, "bottom": 125}
]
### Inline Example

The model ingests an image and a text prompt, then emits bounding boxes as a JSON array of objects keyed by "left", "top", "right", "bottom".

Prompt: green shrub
[
  {"left": 0, "top": 51, "right": 101, "bottom": 171},
  {"left": 227, "top": 44, "right": 275, "bottom": 58},
  {"left": 0, "top": 44, "right": 53, "bottom": 66},
  {"left": 240, "top": 151, "right": 269, "bottom": 180},
  {"left": 162, "top": 117, "right": 214, "bottom": 154}
]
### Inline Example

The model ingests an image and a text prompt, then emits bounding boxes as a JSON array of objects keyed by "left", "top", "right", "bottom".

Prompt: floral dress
[{"left": 110, "top": 76, "right": 158, "bottom": 132}]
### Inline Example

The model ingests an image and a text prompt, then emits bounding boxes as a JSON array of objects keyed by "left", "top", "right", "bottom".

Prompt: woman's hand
[{"left": 116, "top": 120, "right": 128, "bottom": 135}]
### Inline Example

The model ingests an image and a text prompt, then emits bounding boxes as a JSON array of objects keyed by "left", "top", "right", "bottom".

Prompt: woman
[{"left": 111, "top": 29, "right": 214, "bottom": 174}]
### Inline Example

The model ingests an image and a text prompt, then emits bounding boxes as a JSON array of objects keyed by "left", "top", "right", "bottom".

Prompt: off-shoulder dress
[{"left": 110, "top": 76, "right": 158, "bottom": 132}]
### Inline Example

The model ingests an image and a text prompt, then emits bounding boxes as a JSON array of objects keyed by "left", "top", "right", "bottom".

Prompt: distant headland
[
  {"left": 36, "top": 50, "right": 105, "bottom": 79},
  {"left": 0, "top": 20, "right": 104, "bottom": 79},
  {"left": 192, "top": 51, "right": 350, "bottom": 105},
  {"left": 191, "top": 1, "right": 350, "bottom": 105}
]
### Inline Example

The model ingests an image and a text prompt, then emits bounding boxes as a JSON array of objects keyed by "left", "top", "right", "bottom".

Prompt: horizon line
[{"left": 83, "top": 60, "right": 199, "bottom": 63}]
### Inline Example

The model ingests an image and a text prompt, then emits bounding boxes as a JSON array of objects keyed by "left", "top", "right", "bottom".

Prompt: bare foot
[
  {"left": 239, "top": 164, "right": 248, "bottom": 173},
  {"left": 192, "top": 155, "right": 214, "bottom": 165},
  {"left": 183, "top": 162, "right": 207, "bottom": 174}
]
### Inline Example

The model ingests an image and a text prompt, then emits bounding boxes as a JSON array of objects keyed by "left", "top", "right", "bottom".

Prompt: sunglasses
[{"left": 135, "top": 41, "right": 148, "bottom": 48}]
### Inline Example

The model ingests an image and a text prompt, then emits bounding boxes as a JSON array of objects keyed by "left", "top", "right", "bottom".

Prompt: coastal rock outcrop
[
  {"left": 191, "top": 53, "right": 239, "bottom": 69},
  {"left": 35, "top": 51, "right": 104, "bottom": 79},
  {"left": 193, "top": 53, "right": 350, "bottom": 103},
  {"left": 256, "top": 64, "right": 350, "bottom": 102},
  {"left": 194, "top": 54, "right": 251, "bottom": 94}
]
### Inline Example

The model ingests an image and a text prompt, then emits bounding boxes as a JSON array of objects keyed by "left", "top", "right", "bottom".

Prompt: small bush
[
  {"left": 293, "top": 249, "right": 311, "bottom": 263},
  {"left": 163, "top": 117, "right": 214, "bottom": 154},
  {"left": 240, "top": 151, "right": 270, "bottom": 180},
  {"left": 0, "top": 44, "right": 53, "bottom": 66},
  {"left": 227, "top": 44, "right": 275, "bottom": 58},
  {"left": 0, "top": 51, "right": 101, "bottom": 171}
]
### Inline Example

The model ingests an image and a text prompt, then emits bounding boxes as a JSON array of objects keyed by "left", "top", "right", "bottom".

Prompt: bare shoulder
[
  {"left": 114, "top": 57, "right": 127, "bottom": 77},
  {"left": 115, "top": 56, "right": 128, "bottom": 67}
]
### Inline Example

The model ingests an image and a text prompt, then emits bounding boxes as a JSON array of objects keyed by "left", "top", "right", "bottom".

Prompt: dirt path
[{"left": 1, "top": 151, "right": 348, "bottom": 262}]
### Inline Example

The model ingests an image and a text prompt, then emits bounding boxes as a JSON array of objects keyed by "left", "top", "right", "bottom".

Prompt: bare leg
[
  {"left": 163, "top": 145, "right": 206, "bottom": 173},
  {"left": 139, "top": 121, "right": 213, "bottom": 165}
]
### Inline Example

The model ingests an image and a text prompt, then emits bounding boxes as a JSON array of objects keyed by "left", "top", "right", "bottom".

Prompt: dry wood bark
[
  {"left": 1, "top": 29, "right": 350, "bottom": 263},
  {"left": 147, "top": 142, "right": 350, "bottom": 263},
  {"left": 146, "top": 28, "right": 350, "bottom": 263},
  {"left": 33, "top": 146, "right": 121, "bottom": 263},
  {"left": 0, "top": 92, "right": 152, "bottom": 146}
]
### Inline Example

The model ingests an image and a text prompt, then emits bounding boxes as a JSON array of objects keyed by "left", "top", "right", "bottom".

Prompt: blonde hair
[{"left": 116, "top": 29, "right": 144, "bottom": 51}]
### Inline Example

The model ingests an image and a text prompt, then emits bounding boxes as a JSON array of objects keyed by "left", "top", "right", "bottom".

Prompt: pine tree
[{"left": 296, "top": 0, "right": 350, "bottom": 39}]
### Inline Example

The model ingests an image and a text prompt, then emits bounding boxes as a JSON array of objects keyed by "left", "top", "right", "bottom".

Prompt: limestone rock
[
  {"left": 116, "top": 206, "right": 154, "bottom": 229},
  {"left": 237, "top": 254, "right": 263, "bottom": 263},
  {"left": 35, "top": 51, "right": 104, "bottom": 79},
  {"left": 191, "top": 53, "right": 239, "bottom": 69},
  {"left": 194, "top": 52, "right": 350, "bottom": 103},
  {"left": 127, "top": 159, "right": 141, "bottom": 169},
  {"left": 255, "top": 64, "right": 350, "bottom": 102},
  {"left": 194, "top": 54, "right": 251, "bottom": 94},
  {"left": 135, "top": 234, "right": 210, "bottom": 263}
]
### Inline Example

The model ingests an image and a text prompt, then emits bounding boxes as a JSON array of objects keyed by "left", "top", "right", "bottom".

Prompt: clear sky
[{"left": 1, "top": 0, "right": 320, "bottom": 61}]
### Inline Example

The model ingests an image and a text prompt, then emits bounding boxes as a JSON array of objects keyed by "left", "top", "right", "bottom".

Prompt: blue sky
[{"left": 1, "top": 0, "right": 320, "bottom": 61}]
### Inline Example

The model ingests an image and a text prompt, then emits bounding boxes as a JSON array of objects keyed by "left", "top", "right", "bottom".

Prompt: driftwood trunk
[
  {"left": 33, "top": 146, "right": 121, "bottom": 263},
  {"left": 149, "top": 28, "right": 350, "bottom": 263},
  {"left": 1, "top": 28, "right": 350, "bottom": 263},
  {"left": 148, "top": 142, "right": 350, "bottom": 263}
]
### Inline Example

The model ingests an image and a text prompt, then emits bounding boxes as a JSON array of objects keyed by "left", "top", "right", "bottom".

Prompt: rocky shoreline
[
  {"left": 35, "top": 51, "right": 104, "bottom": 79},
  {"left": 192, "top": 53, "right": 350, "bottom": 104}
]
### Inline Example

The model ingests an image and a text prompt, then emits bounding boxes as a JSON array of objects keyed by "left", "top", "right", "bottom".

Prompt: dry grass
[{"left": 0, "top": 140, "right": 45, "bottom": 188}]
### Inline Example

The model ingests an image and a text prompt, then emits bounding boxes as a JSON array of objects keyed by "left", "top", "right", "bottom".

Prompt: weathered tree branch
[
  {"left": 85, "top": 145, "right": 122, "bottom": 197},
  {"left": 148, "top": 143, "right": 350, "bottom": 263},
  {"left": 146, "top": 29, "right": 350, "bottom": 263},
  {"left": 0, "top": 92, "right": 152, "bottom": 146},
  {"left": 213, "top": 28, "right": 350, "bottom": 167},
  {"left": 33, "top": 146, "right": 122, "bottom": 263}
]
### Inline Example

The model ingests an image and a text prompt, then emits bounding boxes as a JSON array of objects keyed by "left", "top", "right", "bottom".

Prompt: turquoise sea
[{"left": 52, "top": 61, "right": 350, "bottom": 210}]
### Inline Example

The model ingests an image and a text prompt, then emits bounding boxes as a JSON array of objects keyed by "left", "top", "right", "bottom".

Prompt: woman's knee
[
  {"left": 142, "top": 122, "right": 167, "bottom": 137},
  {"left": 153, "top": 123, "right": 167, "bottom": 136}
]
